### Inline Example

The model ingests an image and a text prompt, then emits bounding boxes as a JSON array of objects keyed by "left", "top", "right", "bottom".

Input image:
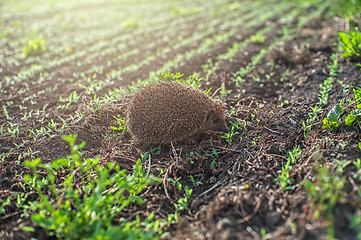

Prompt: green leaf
[
  {"left": 24, "top": 158, "right": 41, "bottom": 168},
  {"left": 51, "top": 158, "right": 68, "bottom": 169},
  {"left": 110, "top": 126, "right": 120, "bottom": 130},
  {"left": 323, "top": 105, "right": 343, "bottom": 130},
  {"left": 338, "top": 32, "right": 353, "bottom": 49},
  {"left": 356, "top": 32, "right": 361, "bottom": 45},
  {"left": 352, "top": 85, "right": 361, "bottom": 108},
  {"left": 345, "top": 109, "right": 361, "bottom": 126},
  {"left": 24, "top": 174, "right": 32, "bottom": 183},
  {"left": 345, "top": 114, "right": 358, "bottom": 126},
  {"left": 22, "top": 226, "right": 35, "bottom": 232},
  {"left": 62, "top": 134, "right": 77, "bottom": 147},
  {"left": 338, "top": 31, "right": 361, "bottom": 59}
]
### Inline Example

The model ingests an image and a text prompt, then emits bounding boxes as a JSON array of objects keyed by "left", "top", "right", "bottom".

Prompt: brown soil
[{"left": 1, "top": 3, "right": 361, "bottom": 240}]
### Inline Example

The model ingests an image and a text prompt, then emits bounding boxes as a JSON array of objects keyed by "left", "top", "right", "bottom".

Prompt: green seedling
[
  {"left": 318, "top": 77, "right": 335, "bottom": 105},
  {"left": 250, "top": 34, "right": 266, "bottom": 43},
  {"left": 17, "top": 147, "right": 40, "bottom": 164},
  {"left": 22, "top": 110, "right": 33, "bottom": 121},
  {"left": 338, "top": 31, "right": 361, "bottom": 60},
  {"left": 186, "top": 72, "right": 203, "bottom": 88},
  {"left": 220, "top": 83, "right": 232, "bottom": 97},
  {"left": 274, "top": 146, "right": 301, "bottom": 191},
  {"left": 121, "top": 19, "right": 138, "bottom": 29},
  {"left": 338, "top": 80, "right": 349, "bottom": 95},
  {"left": 322, "top": 103, "right": 343, "bottom": 130},
  {"left": 23, "top": 36, "right": 46, "bottom": 57},
  {"left": 221, "top": 121, "right": 242, "bottom": 144},
  {"left": 354, "top": 157, "right": 361, "bottom": 170},
  {"left": 317, "top": 54, "right": 339, "bottom": 106},
  {"left": 22, "top": 134, "right": 163, "bottom": 239},
  {"left": 228, "top": 2, "right": 242, "bottom": 11},
  {"left": 171, "top": 7, "right": 200, "bottom": 16},
  {"left": 287, "top": 145, "right": 301, "bottom": 164},
  {"left": 345, "top": 86, "right": 361, "bottom": 126},
  {"left": 159, "top": 72, "right": 183, "bottom": 82},
  {"left": 2, "top": 105, "right": 11, "bottom": 120},
  {"left": 334, "top": 159, "right": 351, "bottom": 174},
  {"left": 339, "top": 141, "right": 349, "bottom": 149},
  {"left": 210, "top": 158, "right": 217, "bottom": 170},
  {"left": 59, "top": 90, "right": 80, "bottom": 109},
  {"left": 0, "top": 197, "right": 11, "bottom": 215},
  {"left": 303, "top": 166, "right": 345, "bottom": 239},
  {"left": 190, "top": 175, "right": 203, "bottom": 186},
  {"left": 110, "top": 116, "right": 127, "bottom": 136},
  {"left": 150, "top": 145, "right": 161, "bottom": 155},
  {"left": 329, "top": 53, "right": 340, "bottom": 76},
  {"left": 168, "top": 177, "right": 182, "bottom": 192},
  {"left": 6, "top": 122, "right": 19, "bottom": 137},
  {"left": 184, "top": 186, "right": 192, "bottom": 200},
  {"left": 203, "top": 59, "right": 220, "bottom": 82},
  {"left": 323, "top": 85, "right": 361, "bottom": 130},
  {"left": 280, "top": 69, "right": 290, "bottom": 82}
]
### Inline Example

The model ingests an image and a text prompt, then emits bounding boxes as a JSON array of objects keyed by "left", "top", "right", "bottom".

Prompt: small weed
[
  {"left": 220, "top": 83, "right": 232, "bottom": 97},
  {"left": 186, "top": 72, "right": 203, "bottom": 88},
  {"left": 228, "top": 2, "right": 242, "bottom": 11},
  {"left": 171, "top": 7, "right": 200, "bottom": 16},
  {"left": 318, "top": 77, "right": 335, "bottom": 105},
  {"left": 323, "top": 103, "right": 343, "bottom": 130},
  {"left": 339, "top": 141, "right": 349, "bottom": 149},
  {"left": 121, "top": 19, "right": 138, "bottom": 29},
  {"left": 221, "top": 121, "right": 242, "bottom": 144},
  {"left": 303, "top": 165, "right": 345, "bottom": 239},
  {"left": 22, "top": 134, "right": 164, "bottom": 239},
  {"left": 59, "top": 90, "right": 80, "bottom": 109},
  {"left": 190, "top": 175, "right": 203, "bottom": 186},
  {"left": 318, "top": 54, "right": 339, "bottom": 105},
  {"left": 323, "top": 85, "right": 361, "bottom": 130},
  {"left": 2, "top": 105, "right": 11, "bottom": 120},
  {"left": 338, "top": 31, "right": 361, "bottom": 60},
  {"left": 23, "top": 36, "right": 46, "bottom": 57},
  {"left": 150, "top": 145, "right": 161, "bottom": 156},
  {"left": 167, "top": 180, "right": 192, "bottom": 223},
  {"left": 168, "top": 177, "right": 182, "bottom": 193},
  {"left": 250, "top": 34, "right": 266, "bottom": 43},
  {"left": 0, "top": 197, "right": 11, "bottom": 215},
  {"left": 158, "top": 72, "right": 183, "bottom": 81},
  {"left": 110, "top": 116, "right": 127, "bottom": 136},
  {"left": 274, "top": 146, "right": 301, "bottom": 191},
  {"left": 6, "top": 122, "right": 19, "bottom": 137}
]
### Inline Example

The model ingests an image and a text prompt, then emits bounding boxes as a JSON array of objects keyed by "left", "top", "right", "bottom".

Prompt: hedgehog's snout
[
  {"left": 210, "top": 116, "right": 228, "bottom": 132},
  {"left": 214, "top": 118, "right": 228, "bottom": 132},
  {"left": 219, "top": 122, "right": 229, "bottom": 132}
]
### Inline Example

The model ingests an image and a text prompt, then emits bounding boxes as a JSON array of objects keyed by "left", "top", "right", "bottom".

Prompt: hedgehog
[{"left": 126, "top": 81, "right": 228, "bottom": 145}]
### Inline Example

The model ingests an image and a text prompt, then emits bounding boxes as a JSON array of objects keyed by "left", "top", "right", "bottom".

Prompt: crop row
[
  {"left": 1, "top": 0, "right": 278, "bottom": 100},
  {"left": 0, "top": 0, "right": 246, "bottom": 79},
  {"left": 0, "top": 0, "right": 331, "bottom": 164}
]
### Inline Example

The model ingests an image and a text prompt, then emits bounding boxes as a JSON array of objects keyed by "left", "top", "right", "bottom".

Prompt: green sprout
[{"left": 23, "top": 36, "right": 46, "bottom": 57}]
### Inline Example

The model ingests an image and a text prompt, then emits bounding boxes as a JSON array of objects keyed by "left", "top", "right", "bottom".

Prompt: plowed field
[{"left": 1, "top": 0, "right": 360, "bottom": 239}]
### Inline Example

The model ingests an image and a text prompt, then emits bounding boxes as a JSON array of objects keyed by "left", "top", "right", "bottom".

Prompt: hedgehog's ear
[
  {"left": 214, "top": 99, "right": 225, "bottom": 111},
  {"left": 214, "top": 99, "right": 223, "bottom": 105}
]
